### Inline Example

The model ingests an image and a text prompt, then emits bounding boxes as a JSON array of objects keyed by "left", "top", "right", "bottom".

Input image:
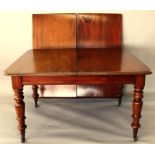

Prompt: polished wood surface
[
  {"left": 12, "top": 76, "right": 26, "bottom": 143},
  {"left": 131, "top": 75, "right": 145, "bottom": 141},
  {"left": 5, "top": 13, "right": 152, "bottom": 142},
  {"left": 22, "top": 75, "right": 135, "bottom": 85},
  {"left": 33, "top": 14, "right": 76, "bottom": 49},
  {"left": 78, "top": 48, "right": 151, "bottom": 75},
  {"left": 78, "top": 14, "right": 122, "bottom": 48},
  {"left": 5, "top": 49, "right": 77, "bottom": 76},
  {"left": 5, "top": 48, "right": 151, "bottom": 76},
  {"left": 33, "top": 14, "right": 77, "bottom": 100},
  {"left": 77, "top": 84, "right": 122, "bottom": 97},
  {"left": 77, "top": 13, "right": 123, "bottom": 101},
  {"left": 11, "top": 74, "right": 148, "bottom": 142},
  {"left": 37, "top": 84, "right": 122, "bottom": 98}
]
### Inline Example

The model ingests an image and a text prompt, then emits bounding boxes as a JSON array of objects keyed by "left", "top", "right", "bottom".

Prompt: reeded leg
[
  {"left": 131, "top": 75, "right": 145, "bottom": 141},
  {"left": 12, "top": 76, "right": 26, "bottom": 143},
  {"left": 32, "top": 85, "right": 39, "bottom": 107}
]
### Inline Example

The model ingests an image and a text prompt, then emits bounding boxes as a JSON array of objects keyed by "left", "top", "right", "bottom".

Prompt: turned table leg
[
  {"left": 12, "top": 76, "right": 26, "bottom": 143},
  {"left": 131, "top": 75, "right": 145, "bottom": 141},
  {"left": 32, "top": 85, "right": 39, "bottom": 107}
]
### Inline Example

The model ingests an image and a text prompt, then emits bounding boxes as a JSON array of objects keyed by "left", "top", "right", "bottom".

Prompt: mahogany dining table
[{"left": 5, "top": 47, "right": 152, "bottom": 142}]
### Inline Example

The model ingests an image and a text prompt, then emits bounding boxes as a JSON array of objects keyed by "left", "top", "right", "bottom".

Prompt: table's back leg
[
  {"left": 118, "top": 85, "right": 123, "bottom": 106},
  {"left": 131, "top": 75, "right": 145, "bottom": 141},
  {"left": 40, "top": 85, "right": 45, "bottom": 96},
  {"left": 12, "top": 76, "right": 26, "bottom": 143},
  {"left": 118, "top": 95, "right": 122, "bottom": 106},
  {"left": 32, "top": 85, "right": 39, "bottom": 107}
]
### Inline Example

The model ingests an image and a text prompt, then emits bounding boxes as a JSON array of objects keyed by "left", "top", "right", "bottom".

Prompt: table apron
[{"left": 22, "top": 75, "right": 135, "bottom": 85}]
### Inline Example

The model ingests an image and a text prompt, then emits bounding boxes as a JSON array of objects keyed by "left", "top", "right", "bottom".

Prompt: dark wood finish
[
  {"left": 32, "top": 85, "right": 39, "bottom": 107},
  {"left": 78, "top": 84, "right": 123, "bottom": 106},
  {"left": 132, "top": 75, "right": 145, "bottom": 141},
  {"left": 78, "top": 13, "right": 122, "bottom": 48},
  {"left": 4, "top": 14, "right": 152, "bottom": 142},
  {"left": 21, "top": 75, "right": 135, "bottom": 85},
  {"left": 12, "top": 76, "right": 26, "bottom": 143},
  {"left": 5, "top": 48, "right": 151, "bottom": 142},
  {"left": 77, "top": 13, "right": 122, "bottom": 102},
  {"left": 39, "top": 85, "right": 76, "bottom": 97},
  {"left": 78, "top": 84, "right": 122, "bottom": 97},
  {"left": 33, "top": 14, "right": 76, "bottom": 49},
  {"left": 33, "top": 14, "right": 77, "bottom": 100},
  {"left": 78, "top": 48, "right": 151, "bottom": 75},
  {"left": 5, "top": 49, "right": 77, "bottom": 76},
  {"left": 5, "top": 48, "right": 151, "bottom": 76},
  {"left": 32, "top": 13, "right": 123, "bottom": 100},
  {"left": 9, "top": 74, "right": 150, "bottom": 143},
  {"left": 38, "top": 84, "right": 122, "bottom": 100}
]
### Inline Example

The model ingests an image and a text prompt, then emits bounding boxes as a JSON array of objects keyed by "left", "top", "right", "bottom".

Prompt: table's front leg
[
  {"left": 132, "top": 75, "right": 145, "bottom": 141},
  {"left": 12, "top": 76, "right": 26, "bottom": 143}
]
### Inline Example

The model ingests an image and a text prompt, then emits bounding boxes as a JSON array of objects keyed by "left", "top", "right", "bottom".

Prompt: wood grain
[
  {"left": 5, "top": 48, "right": 151, "bottom": 76},
  {"left": 22, "top": 75, "right": 135, "bottom": 85},
  {"left": 131, "top": 75, "right": 145, "bottom": 141},
  {"left": 78, "top": 13, "right": 122, "bottom": 48},
  {"left": 5, "top": 49, "right": 77, "bottom": 76},
  {"left": 77, "top": 13, "right": 122, "bottom": 100},
  {"left": 33, "top": 14, "right": 76, "bottom": 49},
  {"left": 12, "top": 76, "right": 26, "bottom": 143},
  {"left": 6, "top": 13, "right": 152, "bottom": 142},
  {"left": 78, "top": 48, "right": 151, "bottom": 75},
  {"left": 36, "top": 84, "right": 122, "bottom": 98},
  {"left": 77, "top": 84, "right": 122, "bottom": 97}
]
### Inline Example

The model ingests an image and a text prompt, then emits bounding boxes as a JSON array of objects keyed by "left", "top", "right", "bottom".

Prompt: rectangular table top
[{"left": 5, "top": 47, "right": 151, "bottom": 76}]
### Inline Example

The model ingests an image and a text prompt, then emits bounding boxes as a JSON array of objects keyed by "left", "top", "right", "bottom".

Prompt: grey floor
[{"left": 0, "top": 80, "right": 155, "bottom": 143}]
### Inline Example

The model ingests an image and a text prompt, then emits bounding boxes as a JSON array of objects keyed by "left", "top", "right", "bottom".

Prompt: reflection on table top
[{"left": 5, "top": 48, "right": 151, "bottom": 76}]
